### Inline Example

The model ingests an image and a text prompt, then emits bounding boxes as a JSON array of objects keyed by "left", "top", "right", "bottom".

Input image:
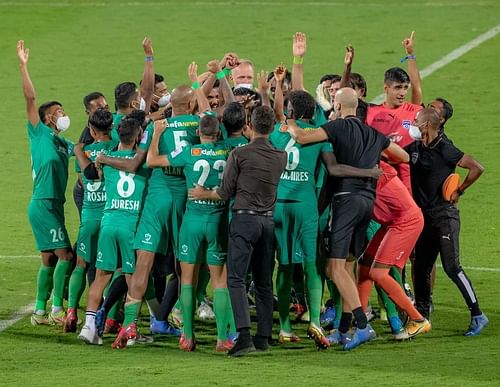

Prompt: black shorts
[{"left": 328, "top": 193, "right": 374, "bottom": 259}]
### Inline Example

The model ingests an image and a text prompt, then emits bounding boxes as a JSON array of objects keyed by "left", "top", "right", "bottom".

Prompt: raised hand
[
  {"left": 154, "top": 119, "right": 168, "bottom": 135},
  {"left": 188, "top": 62, "right": 199, "bottom": 83},
  {"left": 402, "top": 31, "right": 415, "bottom": 55},
  {"left": 344, "top": 44, "right": 354, "bottom": 67},
  {"left": 142, "top": 37, "right": 154, "bottom": 56},
  {"left": 221, "top": 52, "right": 239, "bottom": 70},
  {"left": 17, "top": 40, "right": 29, "bottom": 65},
  {"left": 257, "top": 70, "right": 270, "bottom": 93},
  {"left": 292, "top": 32, "right": 307, "bottom": 58},
  {"left": 207, "top": 59, "right": 221, "bottom": 74},
  {"left": 274, "top": 64, "right": 287, "bottom": 83}
]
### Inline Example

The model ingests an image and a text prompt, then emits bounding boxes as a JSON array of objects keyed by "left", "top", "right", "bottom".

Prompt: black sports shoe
[
  {"left": 252, "top": 335, "right": 269, "bottom": 351},
  {"left": 228, "top": 335, "right": 256, "bottom": 357}
]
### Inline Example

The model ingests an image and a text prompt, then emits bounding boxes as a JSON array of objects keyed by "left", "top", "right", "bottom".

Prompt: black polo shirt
[
  {"left": 405, "top": 135, "right": 464, "bottom": 209},
  {"left": 321, "top": 115, "right": 390, "bottom": 196},
  {"left": 79, "top": 126, "right": 94, "bottom": 145}
]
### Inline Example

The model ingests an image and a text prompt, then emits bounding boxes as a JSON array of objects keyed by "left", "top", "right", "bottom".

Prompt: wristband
[
  {"left": 145, "top": 55, "right": 154, "bottom": 62},
  {"left": 400, "top": 54, "right": 416, "bottom": 63},
  {"left": 216, "top": 70, "right": 226, "bottom": 80},
  {"left": 293, "top": 56, "right": 304, "bottom": 65},
  {"left": 191, "top": 81, "right": 201, "bottom": 90}
]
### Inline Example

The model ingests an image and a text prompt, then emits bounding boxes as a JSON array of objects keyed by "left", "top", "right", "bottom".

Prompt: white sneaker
[
  {"left": 78, "top": 325, "right": 103, "bottom": 345},
  {"left": 197, "top": 302, "right": 215, "bottom": 320}
]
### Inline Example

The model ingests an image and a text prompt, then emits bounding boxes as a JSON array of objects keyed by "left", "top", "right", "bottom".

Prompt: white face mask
[
  {"left": 409, "top": 125, "right": 422, "bottom": 140},
  {"left": 56, "top": 115, "right": 70, "bottom": 132},
  {"left": 234, "top": 83, "right": 253, "bottom": 90},
  {"left": 157, "top": 93, "right": 171, "bottom": 107},
  {"left": 139, "top": 97, "right": 146, "bottom": 111}
]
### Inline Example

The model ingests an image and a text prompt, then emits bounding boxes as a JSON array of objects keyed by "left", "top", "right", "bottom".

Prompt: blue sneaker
[
  {"left": 343, "top": 324, "right": 376, "bottom": 351},
  {"left": 464, "top": 313, "right": 489, "bottom": 337},
  {"left": 95, "top": 307, "right": 106, "bottom": 337},
  {"left": 389, "top": 316, "right": 403, "bottom": 334},
  {"left": 228, "top": 332, "right": 239, "bottom": 343},
  {"left": 150, "top": 316, "right": 181, "bottom": 336},
  {"left": 320, "top": 307, "right": 336, "bottom": 327},
  {"left": 326, "top": 330, "right": 349, "bottom": 346}
]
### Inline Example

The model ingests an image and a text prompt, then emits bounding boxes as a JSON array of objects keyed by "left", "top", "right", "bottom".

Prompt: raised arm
[
  {"left": 17, "top": 40, "right": 38, "bottom": 126},
  {"left": 382, "top": 142, "right": 410, "bottom": 163},
  {"left": 256, "top": 70, "right": 271, "bottom": 108},
  {"left": 291, "top": 32, "right": 306, "bottom": 91},
  {"left": 402, "top": 31, "right": 422, "bottom": 105},
  {"left": 321, "top": 151, "right": 382, "bottom": 178},
  {"left": 140, "top": 37, "right": 155, "bottom": 114},
  {"left": 96, "top": 148, "right": 146, "bottom": 173},
  {"left": 287, "top": 119, "right": 327, "bottom": 144},
  {"left": 146, "top": 120, "right": 170, "bottom": 168},
  {"left": 340, "top": 45, "right": 354, "bottom": 89},
  {"left": 450, "top": 154, "right": 485, "bottom": 203},
  {"left": 219, "top": 53, "right": 237, "bottom": 105},
  {"left": 189, "top": 62, "right": 211, "bottom": 114},
  {"left": 273, "top": 64, "right": 286, "bottom": 122}
]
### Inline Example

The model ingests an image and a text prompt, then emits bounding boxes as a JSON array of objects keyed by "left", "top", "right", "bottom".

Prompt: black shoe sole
[{"left": 228, "top": 344, "right": 256, "bottom": 357}]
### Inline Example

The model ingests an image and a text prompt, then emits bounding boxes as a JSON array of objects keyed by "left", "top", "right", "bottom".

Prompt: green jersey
[
  {"left": 168, "top": 142, "right": 230, "bottom": 216},
  {"left": 270, "top": 120, "right": 332, "bottom": 202},
  {"left": 312, "top": 103, "right": 328, "bottom": 126},
  {"left": 102, "top": 149, "right": 149, "bottom": 218},
  {"left": 222, "top": 135, "right": 248, "bottom": 149},
  {"left": 75, "top": 140, "right": 117, "bottom": 219},
  {"left": 28, "top": 121, "right": 74, "bottom": 202},
  {"left": 151, "top": 115, "right": 200, "bottom": 192},
  {"left": 111, "top": 112, "right": 124, "bottom": 143},
  {"left": 112, "top": 112, "right": 153, "bottom": 152}
]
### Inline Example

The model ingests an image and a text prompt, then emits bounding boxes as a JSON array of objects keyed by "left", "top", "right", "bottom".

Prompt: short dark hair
[
  {"left": 126, "top": 109, "right": 148, "bottom": 130},
  {"left": 114, "top": 82, "right": 137, "bottom": 109},
  {"left": 319, "top": 74, "right": 341, "bottom": 84},
  {"left": 154, "top": 73, "right": 164, "bottom": 85},
  {"left": 251, "top": 106, "right": 275, "bottom": 135},
  {"left": 288, "top": 91, "right": 315, "bottom": 120},
  {"left": 435, "top": 97, "right": 454, "bottom": 126},
  {"left": 117, "top": 117, "right": 141, "bottom": 145},
  {"left": 384, "top": 67, "right": 410, "bottom": 84},
  {"left": 199, "top": 115, "right": 219, "bottom": 137},
  {"left": 38, "top": 101, "right": 62, "bottom": 123},
  {"left": 83, "top": 92, "right": 105, "bottom": 110},
  {"left": 89, "top": 108, "right": 113, "bottom": 132},
  {"left": 350, "top": 73, "right": 367, "bottom": 98},
  {"left": 223, "top": 102, "right": 246, "bottom": 134}
]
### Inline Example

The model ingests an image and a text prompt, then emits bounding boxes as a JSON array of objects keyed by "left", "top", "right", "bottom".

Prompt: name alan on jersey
[
  {"left": 280, "top": 170, "right": 309, "bottom": 182},
  {"left": 110, "top": 198, "right": 140, "bottom": 211}
]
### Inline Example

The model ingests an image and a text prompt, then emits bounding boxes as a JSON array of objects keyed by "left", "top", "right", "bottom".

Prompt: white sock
[
  {"left": 51, "top": 306, "right": 63, "bottom": 314},
  {"left": 85, "top": 311, "right": 96, "bottom": 328}
]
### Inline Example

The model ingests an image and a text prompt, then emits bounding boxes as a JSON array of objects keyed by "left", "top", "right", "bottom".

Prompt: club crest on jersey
[
  {"left": 191, "top": 148, "right": 202, "bottom": 156},
  {"left": 411, "top": 152, "right": 419, "bottom": 164},
  {"left": 402, "top": 120, "right": 411, "bottom": 129}
]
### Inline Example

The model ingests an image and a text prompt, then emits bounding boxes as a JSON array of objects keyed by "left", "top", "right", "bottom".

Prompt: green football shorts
[{"left": 28, "top": 199, "right": 71, "bottom": 251}]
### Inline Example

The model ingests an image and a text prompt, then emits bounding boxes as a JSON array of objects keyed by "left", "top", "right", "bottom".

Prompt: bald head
[
  {"left": 334, "top": 87, "right": 359, "bottom": 110},
  {"left": 171, "top": 85, "right": 194, "bottom": 107},
  {"left": 415, "top": 107, "right": 441, "bottom": 130}
]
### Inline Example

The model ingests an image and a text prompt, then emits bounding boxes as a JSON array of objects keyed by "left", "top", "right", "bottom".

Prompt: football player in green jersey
[
  {"left": 271, "top": 90, "right": 381, "bottom": 349},
  {"left": 222, "top": 102, "right": 249, "bottom": 149},
  {"left": 63, "top": 108, "right": 116, "bottom": 333},
  {"left": 17, "top": 40, "right": 75, "bottom": 327},
  {"left": 78, "top": 117, "right": 149, "bottom": 346},
  {"left": 148, "top": 114, "right": 235, "bottom": 352}
]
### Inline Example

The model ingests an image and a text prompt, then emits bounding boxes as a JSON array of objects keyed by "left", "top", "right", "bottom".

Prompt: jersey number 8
[{"left": 117, "top": 171, "right": 136, "bottom": 198}]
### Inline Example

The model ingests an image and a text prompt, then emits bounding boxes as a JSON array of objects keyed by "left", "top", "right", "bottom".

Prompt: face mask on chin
[
  {"left": 157, "top": 93, "right": 171, "bottom": 107},
  {"left": 234, "top": 83, "right": 253, "bottom": 91},
  {"left": 139, "top": 97, "right": 146, "bottom": 111},
  {"left": 408, "top": 125, "right": 422, "bottom": 140},
  {"left": 55, "top": 115, "right": 70, "bottom": 132}
]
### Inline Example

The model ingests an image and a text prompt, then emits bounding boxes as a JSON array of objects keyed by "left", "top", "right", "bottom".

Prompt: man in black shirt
[
  {"left": 287, "top": 87, "right": 409, "bottom": 350},
  {"left": 189, "top": 106, "right": 287, "bottom": 356},
  {"left": 405, "top": 108, "right": 488, "bottom": 336}
]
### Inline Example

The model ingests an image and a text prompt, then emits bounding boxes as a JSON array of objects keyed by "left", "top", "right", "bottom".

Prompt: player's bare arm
[
  {"left": 189, "top": 62, "right": 211, "bottom": 114},
  {"left": 403, "top": 31, "right": 423, "bottom": 105},
  {"left": 140, "top": 37, "right": 155, "bottom": 114},
  {"left": 188, "top": 185, "right": 222, "bottom": 201},
  {"left": 286, "top": 119, "right": 327, "bottom": 144},
  {"left": 96, "top": 148, "right": 146, "bottom": 173},
  {"left": 273, "top": 64, "right": 286, "bottom": 122},
  {"left": 219, "top": 53, "right": 237, "bottom": 104},
  {"left": 291, "top": 32, "right": 306, "bottom": 91},
  {"left": 257, "top": 70, "right": 271, "bottom": 108},
  {"left": 450, "top": 154, "right": 485, "bottom": 203},
  {"left": 321, "top": 151, "right": 382, "bottom": 179},
  {"left": 17, "top": 40, "right": 38, "bottom": 126},
  {"left": 382, "top": 142, "right": 410, "bottom": 163},
  {"left": 146, "top": 120, "right": 170, "bottom": 168},
  {"left": 339, "top": 45, "right": 354, "bottom": 89}
]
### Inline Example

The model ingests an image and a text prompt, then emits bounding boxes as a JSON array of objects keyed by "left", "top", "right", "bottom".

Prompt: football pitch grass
[{"left": 0, "top": 0, "right": 499, "bottom": 385}]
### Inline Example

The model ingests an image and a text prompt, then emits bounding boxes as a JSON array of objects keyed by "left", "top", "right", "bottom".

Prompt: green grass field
[{"left": 0, "top": 0, "right": 499, "bottom": 385}]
